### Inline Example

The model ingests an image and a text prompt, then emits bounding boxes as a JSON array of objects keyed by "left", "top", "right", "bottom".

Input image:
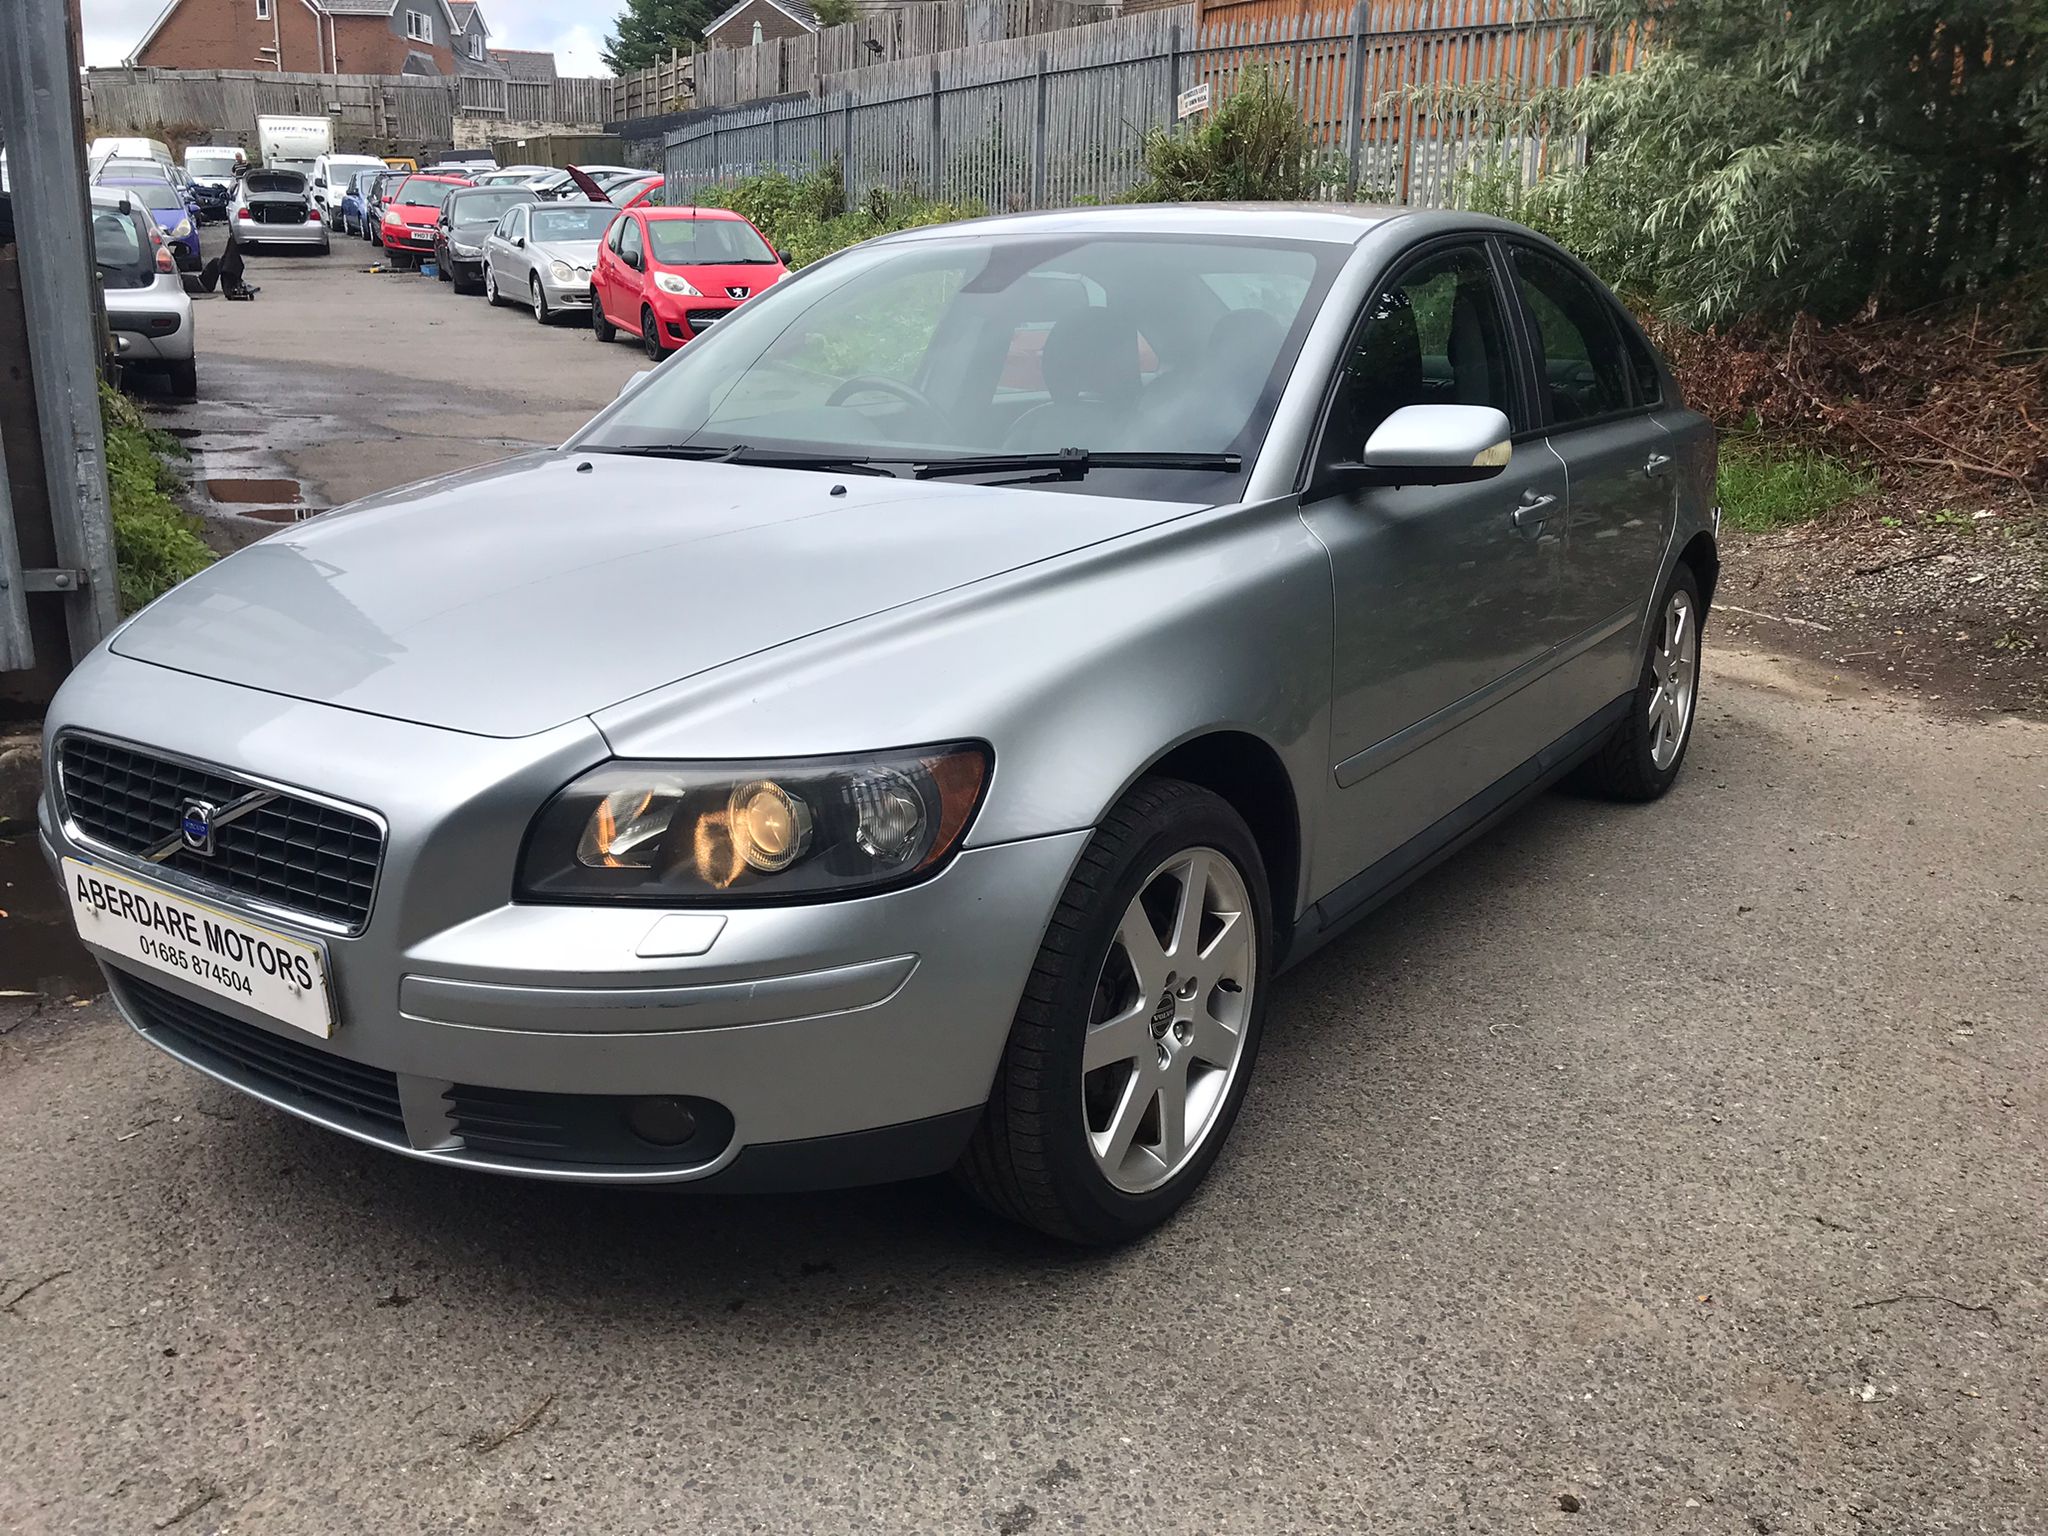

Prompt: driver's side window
[
  {"left": 618, "top": 219, "right": 643, "bottom": 265},
  {"left": 1319, "top": 244, "right": 1516, "bottom": 469}
]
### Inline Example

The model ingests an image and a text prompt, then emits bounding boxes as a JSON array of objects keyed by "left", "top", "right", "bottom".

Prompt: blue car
[
  {"left": 338, "top": 167, "right": 382, "bottom": 238},
  {"left": 99, "top": 178, "right": 201, "bottom": 270}
]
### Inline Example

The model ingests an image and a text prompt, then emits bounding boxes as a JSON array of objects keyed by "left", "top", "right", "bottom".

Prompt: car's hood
[
  {"left": 110, "top": 452, "right": 1204, "bottom": 738},
  {"left": 531, "top": 238, "right": 601, "bottom": 265},
  {"left": 390, "top": 204, "right": 439, "bottom": 223}
]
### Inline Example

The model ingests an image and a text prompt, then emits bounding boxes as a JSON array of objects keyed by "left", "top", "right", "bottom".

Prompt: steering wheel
[{"left": 826, "top": 374, "right": 938, "bottom": 413}]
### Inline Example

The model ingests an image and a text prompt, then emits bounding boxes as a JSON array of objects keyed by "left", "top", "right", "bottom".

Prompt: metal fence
[{"left": 663, "top": 0, "right": 1617, "bottom": 213}]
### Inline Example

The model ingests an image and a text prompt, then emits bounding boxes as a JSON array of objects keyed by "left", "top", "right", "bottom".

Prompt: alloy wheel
[
  {"left": 532, "top": 277, "right": 548, "bottom": 323},
  {"left": 1648, "top": 587, "right": 1698, "bottom": 770},
  {"left": 484, "top": 268, "right": 497, "bottom": 306},
  {"left": 1082, "top": 847, "right": 1256, "bottom": 1194}
]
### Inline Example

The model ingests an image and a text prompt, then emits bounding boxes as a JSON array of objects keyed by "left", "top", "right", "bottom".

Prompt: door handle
[
  {"left": 1510, "top": 492, "right": 1557, "bottom": 530},
  {"left": 1644, "top": 452, "right": 1673, "bottom": 478}
]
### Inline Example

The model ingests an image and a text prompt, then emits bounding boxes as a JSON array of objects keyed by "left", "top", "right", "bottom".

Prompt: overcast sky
[{"left": 80, "top": 0, "right": 622, "bottom": 76}]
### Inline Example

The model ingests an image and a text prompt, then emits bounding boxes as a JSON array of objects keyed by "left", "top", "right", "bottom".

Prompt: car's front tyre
[
  {"left": 956, "top": 778, "right": 1270, "bottom": 1245},
  {"left": 1578, "top": 564, "right": 1704, "bottom": 801}
]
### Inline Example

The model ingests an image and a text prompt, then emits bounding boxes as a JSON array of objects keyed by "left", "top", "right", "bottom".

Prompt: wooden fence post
[{"left": 1342, "top": 0, "right": 1366, "bottom": 196}]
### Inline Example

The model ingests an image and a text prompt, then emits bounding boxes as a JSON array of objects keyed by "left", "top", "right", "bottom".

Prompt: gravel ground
[{"left": 2, "top": 650, "right": 2042, "bottom": 1536}]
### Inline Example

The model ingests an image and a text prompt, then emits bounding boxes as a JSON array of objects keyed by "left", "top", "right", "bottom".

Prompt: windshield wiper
[
  {"left": 913, "top": 449, "right": 1242, "bottom": 482},
  {"left": 585, "top": 443, "right": 903, "bottom": 476}
]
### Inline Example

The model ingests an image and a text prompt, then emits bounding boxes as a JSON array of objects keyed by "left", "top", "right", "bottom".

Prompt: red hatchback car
[
  {"left": 591, "top": 206, "right": 788, "bottom": 359},
  {"left": 378, "top": 174, "right": 472, "bottom": 265}
]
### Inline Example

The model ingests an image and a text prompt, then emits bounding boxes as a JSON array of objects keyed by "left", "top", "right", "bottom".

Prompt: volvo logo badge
[
  {"left": 726, "top": 285, "right": 748, "bottom": 300},
  {"left": 180, "top": 800, "right": 218, "bottom": 856}
]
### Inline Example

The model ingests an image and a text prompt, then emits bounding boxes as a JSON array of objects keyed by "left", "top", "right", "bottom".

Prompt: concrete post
[{"left": 0, "top": 0, "right": 121, "bottom": 680}]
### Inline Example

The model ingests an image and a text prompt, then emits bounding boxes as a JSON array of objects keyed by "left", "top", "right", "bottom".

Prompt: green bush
[
  {"left": 1717, "top": 440, "right": 1875, "bottom": 533},
  {"left": 101, "top": 384, "right": 214, "bottom": 611},
  {"left": 1129, "top": 64, "right": 1340, "bottom": 203},
  {"left": 1451, "top": 1, "right": 2048, "bottom": 328},
  {"left": 692, "top": 165, "right": 984, "bottom": 269}
]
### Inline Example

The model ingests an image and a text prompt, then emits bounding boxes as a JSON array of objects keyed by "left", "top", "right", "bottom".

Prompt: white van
[
  {"left": 254, "top": 115, "right": 333, "bottom": 174},
  {"left": 310, "top": 152, "right": 387, "bottom": 217},
  {"left": 88, "top": 136, "right": 175, "bottom": 173}
]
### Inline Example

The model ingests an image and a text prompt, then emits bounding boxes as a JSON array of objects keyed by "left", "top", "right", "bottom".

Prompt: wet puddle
[
  {"left": 0, "top": 832, "right": 103, "bottom": 1000},
  {"left": 205, "top": 476, "right": 302, "bottom": 505}
]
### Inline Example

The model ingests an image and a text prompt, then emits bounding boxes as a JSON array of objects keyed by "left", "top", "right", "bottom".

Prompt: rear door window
[{"left": 1509, "top": 246, "right": 1632, "bottom": 426}]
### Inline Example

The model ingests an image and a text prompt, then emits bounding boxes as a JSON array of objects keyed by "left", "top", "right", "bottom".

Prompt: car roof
[
  {"left": 639, "top": 205, "right": 745, "bottom": 222},
  {"left": 404, "top": 174, "right": 471, "bottom": 184}
]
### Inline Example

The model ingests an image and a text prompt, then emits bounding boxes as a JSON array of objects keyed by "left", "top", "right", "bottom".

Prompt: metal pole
[
  {"left": 928, "top": 68, "right": 942, "bottom": 199},
  {"left": 0, "top": 431, "right": 32, "bottom": 673},
  {"left": 1167, "top": 23, "right": 1181, "bottom": 115},
  {"left": 1342, "top": 0, "right": 1367, "bottom": 197},
  {"left": 0, "top": 0, "right": 121, "bottom": 665},
  {"left": 1030, "top": 50, "right": 1048, "bottom": 210},
  {"left": 841, "top": 93, "right": 855, "bottom": 208}
]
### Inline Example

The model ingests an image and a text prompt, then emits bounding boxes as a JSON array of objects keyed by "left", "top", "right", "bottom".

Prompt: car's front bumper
[
  {"left": 382, "top": 222, "right": 436, "bottom": 254},
  {"left": 42, "top": 653, "right": 1082, "bottom": 1186}
]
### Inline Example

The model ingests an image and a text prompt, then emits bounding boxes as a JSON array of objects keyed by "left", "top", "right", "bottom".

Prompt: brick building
[
  {"left": 127, "top": 0, "right": 506, "bottom": 76},
  {"left": 701, "top": 0, "right": 819, "bottom": 51}
]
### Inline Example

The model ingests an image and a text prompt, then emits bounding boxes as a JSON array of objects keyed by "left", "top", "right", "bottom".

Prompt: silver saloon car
[
  {"left": 481, "top": 199, "right": 616, "bottom": 321},
  {"left": 42, "top": 206, "right": 1717, "bottom": 1245}
]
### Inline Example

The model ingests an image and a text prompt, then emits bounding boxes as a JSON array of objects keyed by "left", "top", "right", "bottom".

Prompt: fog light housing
[{"left": 625, "top": 1095, "right": 700, "bottom": 1146}]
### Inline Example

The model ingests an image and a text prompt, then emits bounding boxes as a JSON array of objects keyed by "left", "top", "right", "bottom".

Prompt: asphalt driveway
[{"left": 0, "top": 237, "right": 2042, "bottom": 1535}]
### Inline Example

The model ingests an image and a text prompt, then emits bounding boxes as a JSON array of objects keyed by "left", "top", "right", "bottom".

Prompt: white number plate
[{"left": 64, "top": 858, "right": 336, "bottom": 1039}]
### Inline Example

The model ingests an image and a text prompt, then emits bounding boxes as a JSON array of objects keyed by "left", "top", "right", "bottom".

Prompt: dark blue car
[
  {"left": 338, "top": 167, "right": 383, "bottom": 237},
  {"left": 100, "top": 179, "right": 201, "bottom": 270}
]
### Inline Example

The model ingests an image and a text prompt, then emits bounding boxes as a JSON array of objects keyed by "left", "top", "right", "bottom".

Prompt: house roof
[
  {"left": 320, "top": 0, "right": 398, "bottom": 13},
  {"left": 447, "top": 1, "right": 487, "bottom": 34},
  {"left": 704, "top": 0, "right": 819, "bottom": 37},
  {"left": 491, "top": 47, "right": 558, "bottom": 82}
]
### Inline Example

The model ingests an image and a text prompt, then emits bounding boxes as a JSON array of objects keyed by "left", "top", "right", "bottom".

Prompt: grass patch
[
  {"left": 102, "top": 384, "right": 214, "bottom": 611},
  {"left": 1717, "top": 440, "right": 1876, "bottom": 532}
]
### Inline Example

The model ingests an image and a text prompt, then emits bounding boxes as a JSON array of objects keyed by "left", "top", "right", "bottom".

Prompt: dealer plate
[{"left": 63, "top": 858, "right": 335, "bottom": 1039}]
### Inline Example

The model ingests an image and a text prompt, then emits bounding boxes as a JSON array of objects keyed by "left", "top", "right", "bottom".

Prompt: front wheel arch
[{"left": 1139, "top": 731, "right": 1302, "bottom": 958}]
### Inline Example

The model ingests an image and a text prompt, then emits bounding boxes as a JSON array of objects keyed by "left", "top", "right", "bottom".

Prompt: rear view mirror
[{"left": 1354, "top": 404, "right": 1512, "bottom": 486}]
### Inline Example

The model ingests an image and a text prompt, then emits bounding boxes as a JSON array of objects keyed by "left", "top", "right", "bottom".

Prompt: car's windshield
[
  {"left": 187, "top": 152, "right": 240, "bottom": 179},
  {"left": 350, "top": 170, "right": 383, "bottom": 194},
  {"left": 244, "top": 170, "right": 306, "bottom": 194},
  {"left": 532, "top": 205, "right": 616, "bottom": 242},
  {"left": 646, "top": 216, "right": 774, "bottom": 265},
  {"left": 91, "top": 207, "right": 154, "bottom": 286},
  {"left": 395, "top": 177, "right": 462, "bottom": 208},
  {"left": 110, "top": 183, "right": 187, "bottom": 212},
  {"left": 577, "top": 231, "right": 1342, "bottom": 501},
  {"left": 448, "top": 188, "right": 533, "bottom": 223}
]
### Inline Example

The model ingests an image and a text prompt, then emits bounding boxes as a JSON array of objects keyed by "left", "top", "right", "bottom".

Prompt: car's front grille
[
  {"left": 57, "top": 734, "right": 382, "bottom": 931},
  {"left": 249, "top": 203, "right": 309, "bottom": 225},
  {"left": 685, "top": 309, "right": 728, "bottom": 334},
  {"left": 120, "top": 973, "right": 405, "bottom": 1136}
]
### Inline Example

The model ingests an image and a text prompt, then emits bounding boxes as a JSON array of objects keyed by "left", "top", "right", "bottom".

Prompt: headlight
[
  {"left": 549, "top": 260, "right": 573, "bottom": 283},
  {"left": 384, "top": 208, "right": 403, "bottom": 224},
  {"left": 519, "top": 745, "right": 990, "bottom": 904},
  {"left": 653, "top": 271, "right": 701, "bottom": 296},
  {"left": 451, "top": 239, "right": 479, "bottom": 256},
  {"left": 170, "top": 218, "right": 192, "bottom": 238}
]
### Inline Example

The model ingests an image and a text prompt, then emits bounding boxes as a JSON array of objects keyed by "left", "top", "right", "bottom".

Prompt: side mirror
[
  {"left": 1330, "top": 404, "right": 1513, "bottom": 490},
  {"left": 776, "top": 248, "right": 790, "bottom": 264},
  {"left": 514, "top": 235, "right": 525, "bottom": 248},
  {"left": 624, "top": 250, "right": 641, "bottom": 271}
]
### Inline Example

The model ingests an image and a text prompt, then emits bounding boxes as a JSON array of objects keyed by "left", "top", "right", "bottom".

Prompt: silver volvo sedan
[{"left": 42, "top": 206, "right": 1716, "bottom": 1244}]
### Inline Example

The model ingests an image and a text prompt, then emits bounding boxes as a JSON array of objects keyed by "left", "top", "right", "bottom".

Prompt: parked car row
[{"left": 338, "top": 167, "right": 792, "bottom": 360}]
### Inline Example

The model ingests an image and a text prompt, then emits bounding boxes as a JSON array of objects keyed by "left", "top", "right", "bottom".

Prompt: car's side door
[
  {"left": 1299, "top": 238, "right": 1576, "bottom": 890},
  {"left": 1502, "top": 241, "right": 1676, "bottom": 713},
  {"left": 594, "top": 211, "right": 629, "bottom": 325},
  {"left": 483, "top": 206, "right": 516, "bottom": 288},
  {"left": 613, "top": 214, "right": 647, "bottom": 318}
]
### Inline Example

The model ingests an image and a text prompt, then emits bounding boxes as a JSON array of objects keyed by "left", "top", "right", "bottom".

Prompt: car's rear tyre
[
  {"left": 641, "top": 306, "right": 665, "bottom": 361},
  {"left": 1576, "top": 564, "right": 1704, "bottom": 801},
  {"left": 955, "top": 778, "right": 1270, "bottom": 1246},
  {"left": 532, "top": 276, "right": 551, "bottom": 324},
  {"left": 165, "top": 359, "right": 198, "bottom": 400},
  {"left": 592, "top": 300, "right": 615, "bottom": 342}
]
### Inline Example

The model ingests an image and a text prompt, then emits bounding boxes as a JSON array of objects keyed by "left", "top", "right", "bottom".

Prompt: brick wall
[
  {"left": 705, "top": 1, "right": 815, "bottom": 50},
  {"left": 139, "top": 0, "right": 328, "bottom": 71}
]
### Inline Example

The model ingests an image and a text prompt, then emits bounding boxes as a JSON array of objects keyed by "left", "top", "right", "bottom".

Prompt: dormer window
[
  {"left": 405, "top": 8, "right": 432, "bottom": 40},
  {"left": 468, "top": 32, "right": 484, "bottom": 59}
]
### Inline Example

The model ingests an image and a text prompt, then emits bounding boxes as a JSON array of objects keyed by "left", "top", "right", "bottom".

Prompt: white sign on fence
[{"left": 1175, "top": 81, "right": 1211, "bottom": 119}]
